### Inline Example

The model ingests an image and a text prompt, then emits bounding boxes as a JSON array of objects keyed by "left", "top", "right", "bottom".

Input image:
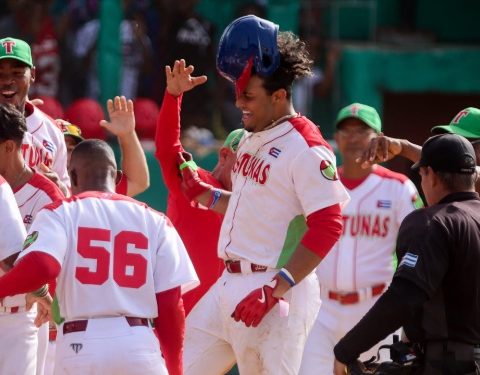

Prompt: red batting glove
[
  {"left": 231, "top": 277, "right": 281, "bottom": 328},
  {"left": 177, "top": 151, "right": 213, "bottom": 201}
]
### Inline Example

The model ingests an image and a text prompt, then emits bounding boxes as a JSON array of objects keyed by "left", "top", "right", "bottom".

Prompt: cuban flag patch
[
  {"left": 399, "top": 252, "right": 418, "bottom": 268},
  {"left": 42, "top": 139, "right": 54, "bottom": 153},
  {"left": 269, "top": 147, "right": 281, "bottom": 158},
  {"left": 377, "top": 200, "right": 392, "bottom": 208}
]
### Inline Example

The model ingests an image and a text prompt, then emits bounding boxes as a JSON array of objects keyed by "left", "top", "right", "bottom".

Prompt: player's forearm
[
  {"left": 398, "top": 139, "right": 422, "bottom": 163},
  {"left": 334, "top": 278, "right": 427, "bottom": 364},
  {"left": 0, "top": 252, "right": 60, "bottom": 298},
  {"left": 117, "top": 130, "right": 150, "bottom": 196},
  {"left": 273, "top": 243, "right": 323, "bottom": 298},
  {"left": 154, "top": 287, "right": 185, "bottom": 375},
  {"left": 154, "top": 91, "right": 183, "bottom": 158},
  {"left": 274, "top": 204, "right": 343, "bottom": 298},
  {"left": 195, "top": 189, "right": 230, "bottom": 214}
]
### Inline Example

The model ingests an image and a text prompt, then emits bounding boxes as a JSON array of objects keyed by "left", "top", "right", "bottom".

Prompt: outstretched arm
[
  {"left": 155, "top": 59, "right": 208, "bottom": 192},
  {"left": 100, "top": 96, "right": 150, "bottom": 197},
  {"left": 356, "top": 133, "right": 422, "bottom": 169}
]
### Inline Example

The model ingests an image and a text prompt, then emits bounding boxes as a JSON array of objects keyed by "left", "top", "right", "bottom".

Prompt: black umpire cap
[{"left": 412, "top": 133, "right": 476, "bottom": 174}]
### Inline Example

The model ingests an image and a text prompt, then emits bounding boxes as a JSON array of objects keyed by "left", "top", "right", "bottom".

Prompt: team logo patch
[
  {"left": 377, "top": 200, "right": 392, "bottom": 209},
  {"left": 399, "top": 252, "right": 418, "bottom": 268},
  {"left": 320, "top": 160, "right": 338, "bottom": 181},
  {"left": 268, "top": 147, "right": 281, "bottom": 158},
  {"left": 22, "top": 231, "right": 38, "bottom": 250},
  {"left": 412, "top": 194, "right": 423, "bottom": 209},
  {"left": 70, "top": 343, "right": 83, "bottom": 354},
  {"left": 23, "top": 214, "right": 33, "bottom": 225}
]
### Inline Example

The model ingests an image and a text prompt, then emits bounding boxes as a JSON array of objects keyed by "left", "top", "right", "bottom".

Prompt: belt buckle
[{"left": 251, "top": 264, "right": 267, "bottom": 272}]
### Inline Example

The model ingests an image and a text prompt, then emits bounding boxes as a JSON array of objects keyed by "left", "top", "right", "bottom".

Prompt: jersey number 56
[{"left": 75, "top": 227, "right": 148, "bottom": 288}]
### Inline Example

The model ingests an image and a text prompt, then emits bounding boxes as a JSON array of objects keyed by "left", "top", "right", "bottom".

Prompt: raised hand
[
  {"left": 100, "top": 96, "right": 135, "bottom": 137},
  {"left": 166, "top": 59, "right": 208, "bottom": 97}
]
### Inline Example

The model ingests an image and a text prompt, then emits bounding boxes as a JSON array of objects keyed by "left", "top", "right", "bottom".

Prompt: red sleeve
[
  {"left": 301, "top": 204, "right": 343, "bottom": 258},
  {"left": 115, "top": 173, "right": 128, "bottom": 195},
  {"left": 0, "top": 252, "right": 60, "bottom": 298},
  {"left": 154, "top": 287, "right": 185, "bottom": 375},
  {"left": 154, "top": 90, "right": 185, "bottom": 193}
]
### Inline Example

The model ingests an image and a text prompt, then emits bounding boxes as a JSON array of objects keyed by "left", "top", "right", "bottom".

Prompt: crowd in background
[{"left": 0, "top": 0, "right": 338, "bottom": 148}]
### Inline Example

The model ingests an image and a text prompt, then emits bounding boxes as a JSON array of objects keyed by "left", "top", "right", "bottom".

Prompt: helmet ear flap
[{"left": 217, "top": 15, "right": 280, "bottom": 84}]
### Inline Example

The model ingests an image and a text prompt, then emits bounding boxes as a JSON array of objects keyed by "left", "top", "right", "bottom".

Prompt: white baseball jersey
[
  {"left": 19, "top": 191, "right": 199, "bottom": 321},
  {"left": 218, "top": 116, "right": 349, "bottom": 267},
  {"left": 23, "top": 102, "right": 70, "bottom": 187},
  {"left": 0, "top": 175, "right": 26, "bottom": 261},
  {"left": 14, "top": 172, "right": 64, "bottom": 231},
  {"left": 317, "top": 165, "right": 421, "bottom": 291}
]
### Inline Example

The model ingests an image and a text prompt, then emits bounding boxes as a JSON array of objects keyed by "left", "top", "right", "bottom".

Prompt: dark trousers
[{"left": 420, "top": 341, "right": 480, "bottom": 375}]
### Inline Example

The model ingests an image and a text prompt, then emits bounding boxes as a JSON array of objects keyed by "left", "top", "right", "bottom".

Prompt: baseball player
[
  {"left": 334, "top": 133, "right": 480, "bottom": 374},
  {"left": 0, "top": 139, "right": 199, "bottom": 375},
  {"left": 299, "top": 103, "right": 422, "bottom": 374},
  {"left": 178, "top": 15, "right": 349, "bottom": 374},
  {"left": 0, "top": 37, "right": 69, "bottom": 191},
  {"left": 155, "top": 58, "right": 245, "bottom": 314},
  {"left": 0, "top": 174, "right": 32, "bottom": 375},
  {"left": 0, "top": 103, "right": 65, "bottom": 375}
]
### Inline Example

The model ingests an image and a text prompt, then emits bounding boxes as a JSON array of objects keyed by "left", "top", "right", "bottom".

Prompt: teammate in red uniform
[
  {"left": 0, "top": 139, "right": 198, "bottom": 375},
  {"left": 155, "top": 59, "right": 244, "bottom": 314}
]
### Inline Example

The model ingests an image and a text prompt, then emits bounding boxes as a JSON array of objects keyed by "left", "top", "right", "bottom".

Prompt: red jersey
[{"left": 155, "top": 91, "right": 224, "bottom": 314}]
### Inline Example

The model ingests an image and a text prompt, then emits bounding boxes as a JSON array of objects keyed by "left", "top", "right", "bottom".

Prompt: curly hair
[
  {"left": 260, "top": 31, "right": 313, "bottom": 99},
  {"left": 0, "top": 103, "right": 27, "bottom": 146}
]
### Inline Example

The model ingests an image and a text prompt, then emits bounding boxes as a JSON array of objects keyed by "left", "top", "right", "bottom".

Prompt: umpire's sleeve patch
[{"left": 399, "top": 252, "right": 418, "bottom": 268}]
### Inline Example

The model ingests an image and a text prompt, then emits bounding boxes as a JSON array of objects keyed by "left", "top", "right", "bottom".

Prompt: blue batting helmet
[{"left": 216, "top": 15, "right": 280, "bottom": 94}]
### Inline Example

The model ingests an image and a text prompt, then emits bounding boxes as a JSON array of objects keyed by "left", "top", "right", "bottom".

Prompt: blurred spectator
[
  {"left": 293, "top": 19, "right": 341, "bottom": 118},
  {"left": 133, "top": 97, "right": 158, "bottom": 140},
  {"left": 36, "top": 95, "right": 64, "bottom": 119},
  {"left": 71, "top": 0, "right": 152, "bottom": 101},
  {"left": 0, "top": 0, "right": 61, "bottom": 97},
  {"left": 64, "top": 98, "right": 106, "bottom": 140},
  {"left": 158, "top": 0, "right": 216, "bottom": 132}
]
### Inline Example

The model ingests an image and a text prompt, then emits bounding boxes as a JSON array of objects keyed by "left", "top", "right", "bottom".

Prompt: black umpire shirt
[{"left": 334, "top": 191, "right": 480, "bottom": 364}]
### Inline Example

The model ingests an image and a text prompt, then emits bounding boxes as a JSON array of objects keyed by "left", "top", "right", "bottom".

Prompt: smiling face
[
  {"left": 334, "top": 118, "right": 376, "bottom": 165},
  {"left": 235, "top": 75, "right": 276, "bottom": 133},
  {"left": 0, "top": 58, "right": 35, "bottom": 112}
]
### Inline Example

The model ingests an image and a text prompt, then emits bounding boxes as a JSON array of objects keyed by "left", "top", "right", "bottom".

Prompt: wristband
[
  {"left": 278, "top": 268, "right": 296, "bottom": 287},
  {"left": 32, "top": 284, "right": 49, "bottom": 298},
  {"left": 208, "top": 189, "right": 222, "bottom": 209},
  {"left": 178, "top": 160, "right": 198, "bottom": 171}
]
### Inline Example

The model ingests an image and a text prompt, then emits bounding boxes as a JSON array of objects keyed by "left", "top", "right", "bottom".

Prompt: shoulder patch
[
  {"left": 399, "top": 252, "right": 418, "bottom": 268},
  {"left": 320, "top": 160, "right": 338, "bottom": 181}
]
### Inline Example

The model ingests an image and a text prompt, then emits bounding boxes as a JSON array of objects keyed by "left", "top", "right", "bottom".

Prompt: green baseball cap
[
  {"left": 335, "top": 103, "right": 382, "bottom": 133},
  {"left": 223, "top": 128, "right": 245, "bottom": 152},
  {"left": 0, "top": 37, "right": 33, "bottom": 68},
  {"left": 431, "top": 107, "right": 480, "bottom": 140}
]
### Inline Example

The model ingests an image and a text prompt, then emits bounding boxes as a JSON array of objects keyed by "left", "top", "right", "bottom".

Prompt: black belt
[
  {"left": 425, "top": 341, "right": 480, "bottom": 361},
  {"left": 63, "top": 317, "right": 149, "bottom": 335}
]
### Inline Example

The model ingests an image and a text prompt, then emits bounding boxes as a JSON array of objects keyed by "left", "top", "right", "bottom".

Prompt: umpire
[{"left": 333, "top": 133, "right": 480, "bottom": 375}]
